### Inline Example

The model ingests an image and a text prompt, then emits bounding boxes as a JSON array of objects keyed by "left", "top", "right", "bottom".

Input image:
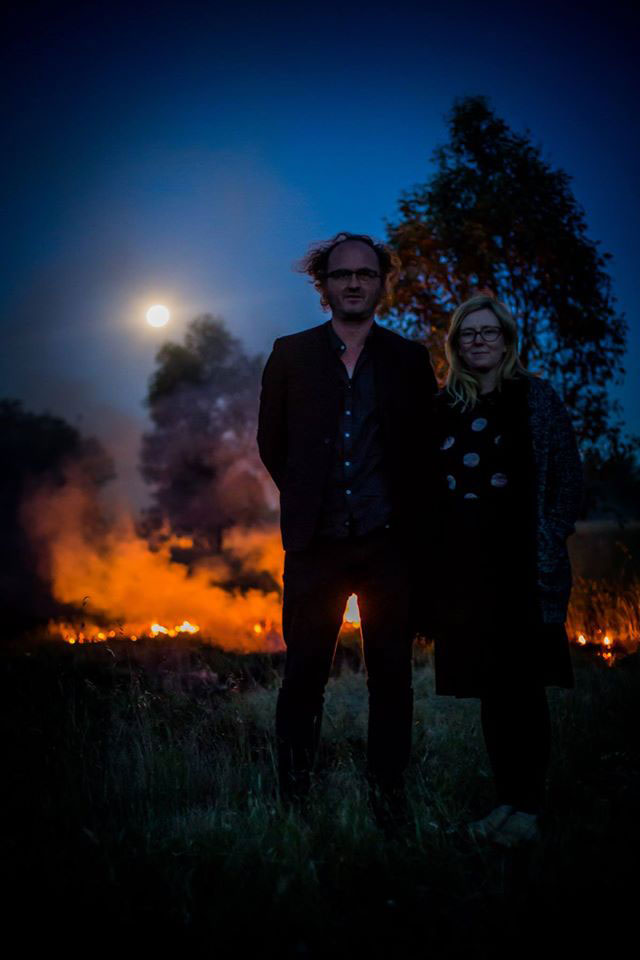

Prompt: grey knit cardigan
[{"left": 526, "top": 377, "right": 583, "bottom": 624}]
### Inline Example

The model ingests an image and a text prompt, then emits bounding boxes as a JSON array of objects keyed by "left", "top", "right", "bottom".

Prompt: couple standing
[{"left": 257, "top": 232, "right": 582, "bottom": 846}]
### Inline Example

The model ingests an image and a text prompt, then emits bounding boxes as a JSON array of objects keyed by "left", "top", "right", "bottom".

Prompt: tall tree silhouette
[
  {"left": 141, "top": 315, "right": 268, "bottom": 555},
  {"left": 0, "top": 399, "right": 114, "bottom": 627},
  {"left": 383, "top": 95, "right": 628, "bottom": 453}
]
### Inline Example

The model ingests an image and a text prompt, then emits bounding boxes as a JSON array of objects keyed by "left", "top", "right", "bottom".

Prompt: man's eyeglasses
[
  {"left": 458, "top": 326, "right": 503, "bottom": 344},
  {"left": 326, "top": 269, "right": 380, "bottom": 283}
]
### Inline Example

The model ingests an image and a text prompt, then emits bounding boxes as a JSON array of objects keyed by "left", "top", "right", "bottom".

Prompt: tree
[
  {"left": 383, "top": 96, "right": 628, "bottom": 453},
  {"left": 0, "top": 399, "right": 114, "bottom": 625},
  {"left": 141, "top": 315, "right": 269, "bottom": 554},
  {"left": 582, "top": 448, "right": 640, "bottom": 523}
]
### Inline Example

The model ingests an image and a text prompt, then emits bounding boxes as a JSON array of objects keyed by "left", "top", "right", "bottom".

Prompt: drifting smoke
[{"left": 21, "top": 468, "right": 285, "bottom": 651}]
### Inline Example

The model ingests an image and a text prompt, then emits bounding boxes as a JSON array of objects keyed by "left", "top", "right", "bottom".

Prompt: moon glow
[{"left": 146, "top": 304, "right": 170, "bottom": 327}]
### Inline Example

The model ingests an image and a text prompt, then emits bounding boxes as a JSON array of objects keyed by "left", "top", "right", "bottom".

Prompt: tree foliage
[
  {"left": 383, "top": 96, "right": 628, "bottom": 453},
  {"left": 141, "top": 315, "right": 269, "bottom": 554},
  {"left": 0, "top": 399, "right": 115, "bottom": 624},
  {"left": 582, "top": 448, "right": 640, "bottom": 523}
]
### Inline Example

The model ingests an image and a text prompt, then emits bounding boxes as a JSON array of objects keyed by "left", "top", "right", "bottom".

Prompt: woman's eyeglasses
[{"left": 458, "top": 326, "right": 503, "bottom": 344}]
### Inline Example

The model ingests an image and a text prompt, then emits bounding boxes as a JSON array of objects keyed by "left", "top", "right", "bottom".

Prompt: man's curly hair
[{"left": 296, "top": 232, "right": 400, "bottom": 312}]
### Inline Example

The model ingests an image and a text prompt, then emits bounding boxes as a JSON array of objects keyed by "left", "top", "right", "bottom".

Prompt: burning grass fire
[
  {"left": 21, "top": 475, "right": 639, "bottom": 663},
  {"left": 23, "top": 464, "right": 370, "bottom": 652},
  {"left": 344, "top": 593, "right": 361, "bottom": 628},
  {"left": 51, "top": 570, "right": 638, "bottom": 668},
  {"left": 55, "top": 596, "right": 361, "bottom": 649},
  {"left": 566, "top": 576, "right": 640, "bottom": 665},
  {"left": 22, "top": 477, "right": 285, "bottom": 651},
  {"left": 58, "top": 619, "right": 204, "bottom": 644}
]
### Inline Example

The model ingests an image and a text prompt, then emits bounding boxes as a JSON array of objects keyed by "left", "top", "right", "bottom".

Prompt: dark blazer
[{"left": 257, "top": 321, "right": 437, "bottom": 551}]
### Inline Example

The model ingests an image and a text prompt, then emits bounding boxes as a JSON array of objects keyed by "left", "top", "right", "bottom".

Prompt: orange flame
[
  {"left": 343, "top": 593, "right": 361, "bottom": 628},
  {"left": 22, "top": 476, "right": 285, "bottom": 652},
  {"left": 21, "top": 471, "right": 640, "bottom": 663}
]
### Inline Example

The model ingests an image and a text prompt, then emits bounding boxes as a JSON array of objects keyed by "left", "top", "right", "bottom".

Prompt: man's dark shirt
[
  {"left": 257, "top": 318, "right": 437, "bottom": 552},
  {"left": 316, "top": 321, "right": 393, "bottom": 538}
]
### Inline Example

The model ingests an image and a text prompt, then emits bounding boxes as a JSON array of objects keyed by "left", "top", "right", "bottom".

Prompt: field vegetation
[{"left": 4, "top": 633, "right": 639, "bottom": 956}]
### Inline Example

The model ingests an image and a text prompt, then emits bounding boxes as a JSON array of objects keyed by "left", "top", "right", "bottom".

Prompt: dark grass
[{"left": 2, "top": 636, "right": 639, "bottom": 957}]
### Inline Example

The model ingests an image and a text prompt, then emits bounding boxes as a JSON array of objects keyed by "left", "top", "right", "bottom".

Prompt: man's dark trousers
[{"left": 276, "top": 526, "right": 413, "bottom": 799}]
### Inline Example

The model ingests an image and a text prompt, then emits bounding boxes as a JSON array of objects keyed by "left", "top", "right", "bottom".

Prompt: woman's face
[{"left": 457, "top": 308, "right": 506, "bottom": 374}]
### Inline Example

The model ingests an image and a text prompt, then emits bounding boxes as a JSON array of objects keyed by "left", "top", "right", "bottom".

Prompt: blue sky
[{"left": 2, "top": 0, "right": 638, "bottom": 502}]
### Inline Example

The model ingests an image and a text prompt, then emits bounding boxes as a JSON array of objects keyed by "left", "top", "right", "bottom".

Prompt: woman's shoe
[
  {"left": 467, "top": 804, "right": 515, "bottom": 842},
  {"left": 492, "top": 810, "right": 541, "bottom": 848}
]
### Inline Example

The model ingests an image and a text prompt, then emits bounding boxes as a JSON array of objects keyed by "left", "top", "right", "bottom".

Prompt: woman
[{"left": 430, "top": 294, "right": 582, "bottom": 847}]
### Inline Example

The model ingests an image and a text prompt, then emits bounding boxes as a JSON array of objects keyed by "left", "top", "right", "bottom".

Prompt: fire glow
[
  {"left": 343, "top": 593, "right": 361, "bottom": 628},
  {"left": 21, "top": 475, "right": 638, "bottom": 662},
  {"left": 22, "top": 474, "right": 286, "bottom": 652},
  {"left": 151, "top": 620, "right": 199, "bottom": 637},
  {"left": 570, "top": 629, "right": 617, "bottom": 664},
  {"left": 567, "top": 576, "right": 639, "bottom": 666}
]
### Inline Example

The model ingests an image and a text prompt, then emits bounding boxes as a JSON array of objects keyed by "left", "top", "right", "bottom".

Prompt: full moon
[{"left": 146, "top": 304, "right": 170, "bottom": 327}]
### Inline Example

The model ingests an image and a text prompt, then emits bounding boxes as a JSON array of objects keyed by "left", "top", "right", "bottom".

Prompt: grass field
[{"left": 3, "top": 636, "right": 639, "bottom": 957}]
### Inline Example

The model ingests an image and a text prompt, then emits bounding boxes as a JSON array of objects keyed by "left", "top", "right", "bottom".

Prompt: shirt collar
[{"left": 325, "top": 319, "right": 378, "bottom": 356}]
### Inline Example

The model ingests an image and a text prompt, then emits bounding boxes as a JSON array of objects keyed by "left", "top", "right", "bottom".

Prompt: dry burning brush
[{"left": 19, "top": 464, "right": 286, "bottom": 652}]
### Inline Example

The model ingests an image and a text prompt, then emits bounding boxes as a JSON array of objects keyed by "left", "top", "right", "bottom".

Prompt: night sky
[{"left": 2, "top": 0, "right": 638, "bottom": 504}]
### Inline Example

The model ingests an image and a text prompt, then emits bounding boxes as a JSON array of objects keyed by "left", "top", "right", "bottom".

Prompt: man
[{"left": 258, "top": 232, "right": 436, "bottom": 814}]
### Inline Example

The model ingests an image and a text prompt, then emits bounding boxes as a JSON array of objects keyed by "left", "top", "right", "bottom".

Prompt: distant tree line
[{"left": 0, "top": 399, "right": 113, "bottom": 629}]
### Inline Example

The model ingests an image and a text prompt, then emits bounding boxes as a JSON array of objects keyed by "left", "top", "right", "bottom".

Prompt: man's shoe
[
  {"left": 467, "top": 804, "right": 515, "bottom": 843},
  {"left": 492, "top": 810, "right": 541, "bottom": 848}
]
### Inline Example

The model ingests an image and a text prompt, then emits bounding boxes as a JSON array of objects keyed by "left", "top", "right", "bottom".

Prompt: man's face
[{"left": 323, "top": 240, "right": 384, "bottom": 322}]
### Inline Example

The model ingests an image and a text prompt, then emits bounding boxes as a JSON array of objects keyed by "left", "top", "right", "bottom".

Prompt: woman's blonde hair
[{"left": 445, "top": 294, "right": 531, "bottom": 409}]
